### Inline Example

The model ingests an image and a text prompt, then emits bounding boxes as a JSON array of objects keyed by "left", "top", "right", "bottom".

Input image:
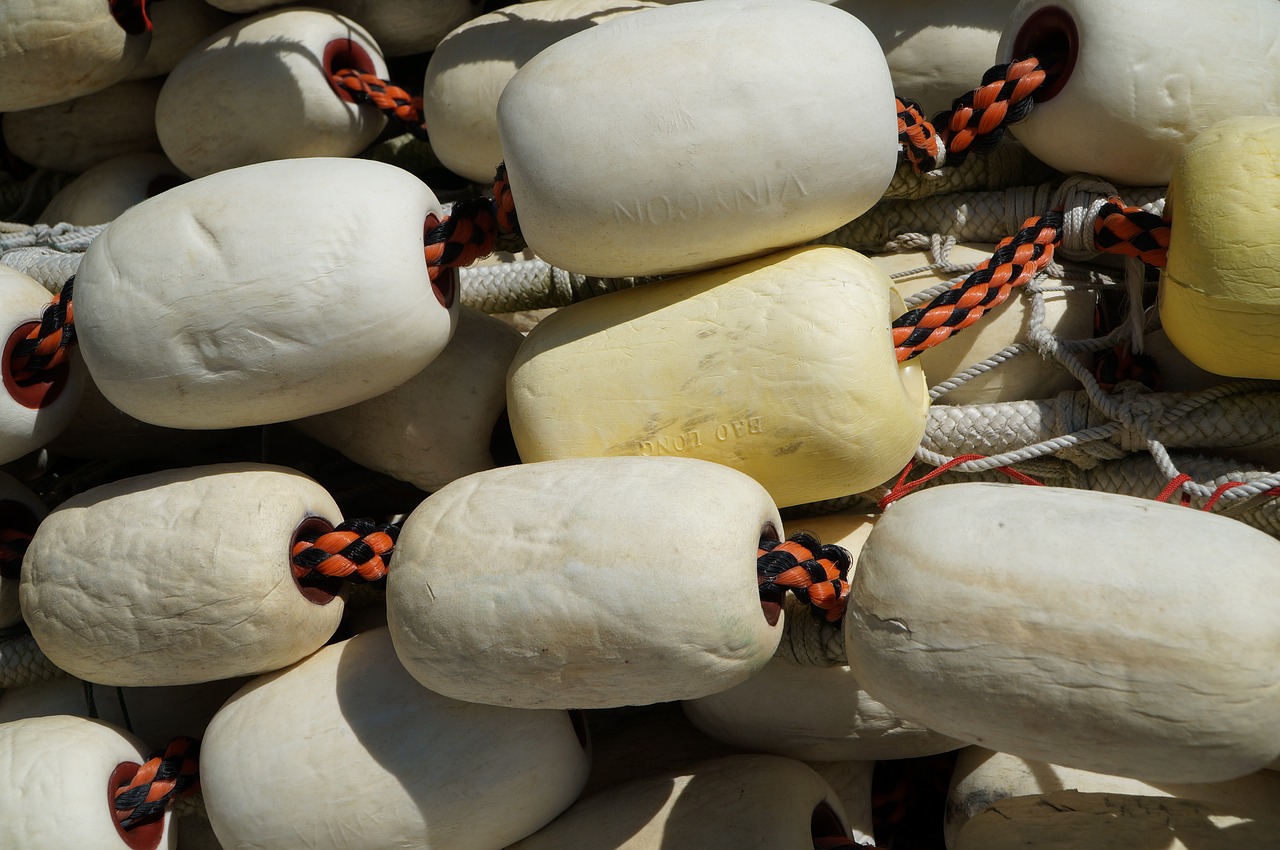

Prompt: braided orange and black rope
[
  {"left": 291, "top": 518, "right": 399, "bottom": 584},
  {"left": 896, "top": 97, "right": 943, "bottom": 173},
  {"left": 424, "top": 163, "right": 521, "bottom": 282},
  {"left": 330, "top": 68, "right": 430, "bottom": 142},
  {"left": 113, "top": 736, "right": 200, "bottom": 831},
  {"left": 934, "top": 56, "right": 1047, "bottom": 168},
  {"left": 758, "top": 532, "right": 852, "bottom": 622},
  {"left": 11, "top": 277, "right": 76, "bottom": 384},
  {"left": 1093, "top": 198, "right": 1170, "bottom": 267}
]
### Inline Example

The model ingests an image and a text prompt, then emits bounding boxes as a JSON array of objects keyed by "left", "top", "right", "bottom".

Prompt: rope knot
[
  {"left": 1110, "top": 383, "right": 1164, "bottom": 452},
  {"left": 757, "top": 532, "right": 852, "bottom": 623},
  {"left": 291, "top": 518, "right": 399, "bottom": 584}
]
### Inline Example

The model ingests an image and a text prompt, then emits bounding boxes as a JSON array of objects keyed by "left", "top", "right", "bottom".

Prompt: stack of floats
[{"left": 2, "top": 0, "right": 1280, "bottom": 848}]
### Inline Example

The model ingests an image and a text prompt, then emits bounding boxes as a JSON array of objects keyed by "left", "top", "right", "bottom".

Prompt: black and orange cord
[
  {"left": 291, "top": 518, "right": 399, "bottom": 584},
  {"left": 330, "top": 69, "right": 431, "bottom": 142},
  {"left": 757, "top": 532, "right": 853, "bottom": 623},
  {"left": 10, "top": 276, "right": 75, "bottom": 383},
  {"left": 113, "top": 736, "right": 200, "bottom": 830},
  {"left": 424, "top": 163, "right": 521, "bottom": 284}
]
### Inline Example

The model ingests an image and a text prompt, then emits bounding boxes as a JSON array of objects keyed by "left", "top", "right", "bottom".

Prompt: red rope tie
[
  {"left": 423, "top": 165, "right": 523, "bottom": 281},
  {"left": 896, "top": 97, "right": 943, "bottom": 173},
  {"left": 1155, "top": 473, "right": 1194, "bottom": 507},
  {"left": 11, "top": 277, "right": 76, "bottom": 384},
  {"left": 330, "top": 68, "right": 429, "bottom": 142},
  {"left": 1092, "top": 197, "right": 1171, "bottom": 268},
  {"left": 757, "top": 532, "right": 853, "bottom": 622},
  {"left": 291, "top": 518, "right": 398, "bottom": 583},
  {"left": 934, "top": 56, "right": 1047, "bottom": 168},
  {"left": 891, "top": 210, "right": 1064, "bottom": 361},
  {"left": 113, "top": 736, "right": 200, "bottom": 831},
  {"left": 879, "top": 455, "right": 1043, "bottom": 511}
]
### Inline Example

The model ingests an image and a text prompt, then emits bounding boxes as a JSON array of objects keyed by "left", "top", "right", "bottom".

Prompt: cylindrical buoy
[
  {"left": 38, "top": 153, "right": 185, "bottom": 226},
  {"left": 0, "top": 469, "right": 47, "bottom": 629},
  {"left": 507, "top": 245, "right": 928, "bottom": 508},
  {"left": 947, "top": 747, "right": 1280, "bottom": 849},
  {"left": 497, "top": 0, "right": 899, "bottom": 277},
  {"left": 2, "top": 77, "right": 164, "bottom": 174},
  {"left": 306, "top": 0, "right": 479, "bottom": 56},
  {"left": 996, "top": 0, "right": 1280, "bottom": 185},
  {"left": 1160, "top": 117, "right": 1280, "bottom": 379},
  {"left": 126, "top": 0, "right": 238, "bottom": 80},
  {"left": 844, "top": 482, "right": 1280, "bottom": 783},
  {"left": 509, "top": 754, "right": 855, "bottom": 849},
  {"left": 201, "top": 628, "right": 591, "bottom": 850},
  {"left": 155, "top": 9, "right": 389, "bottom": 178},
  {"left": 21, "top": 463, "right": 347, "bottom": 687},
  {"left": 0, "top": 267, "right": 86, "bottom": 464},
  {"left": 685, "top": 511, "right": 963, "bottom": 761},
  {"left": 0, "top": 714, "right": 176, "bottom": 850},
  {"left": 388, "top": 456, "right": 784, "bottom": 709},
  {"left": 74, "top": 157, "right": 458, "bottom": 430},
  {"left": 0, "top": 675, "right": 245, "bottom": 752},
  {"left": 294, "top": 306, "right": 522, "bottom": 493},
  {"left": 832, "top": 0, "right": 1021, "bottom": 116},
  {"left": 879, "top": 243, "right": 1091, "bottom": 404},
  {"left": 0, "top": 0, "right": 151, "bottom": 112},
  {"left": 423, "top": 0, "right": 659, "bottom": 183}
]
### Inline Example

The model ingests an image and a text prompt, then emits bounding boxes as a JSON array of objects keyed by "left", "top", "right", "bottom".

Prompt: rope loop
[
  {"left": 291, "top": 518, "right": 399, "bottom": 584},
  {"left": 330, "top": 68, "right": 430, "bottom": 142},
  {"left": 11, "top": 276, "right": 76, "bottom": 383},
  {"left": 113, "top": 736, "right": 200, "bottom": 831},
  {"left": 1092, "top": 197, "right": 1170, "bottom": 267},
  {"left": 757, "top": 532, "right": 853, "bottom": 623},
  {"left": 892, "top": 209, "right": 1065, "bottom": 361}
]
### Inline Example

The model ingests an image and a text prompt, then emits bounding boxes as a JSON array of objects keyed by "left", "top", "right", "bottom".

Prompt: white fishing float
[
  {"left": 73, "top": 157, "right": 457, "bottom": 430},
  {"left": 387, "top": 456, "right": 784, "bottom": 710},
  {"left": 201, "top": 628, "right": 591, "bottom": 850},
  {"left": 125, "top": 0, "right": 237, "bottom": 80},
  {"left": 844, "top": 482, "right": 1280, "bottom": 783},
  {"left": 996, "top": 0, "right": 1280, "bottom": 185},
  {"left": 20, "top": 463, "right": 348, "bottom": 687},
  {"left": 155, "top": 8, "right": 390, "bottom": 178},
  {"left": 38, "top": 153, "right": 185, "bottom": 227},
  {"left": 305, "top": 0, "right": 479, "bottom": 56},
  {"left": 423, "top": 0, "right": 659, "bottom": 183},
  {"left": 497, "top": 0, "right": 899, "bottom": 277},
  {"left": 507, "top": 245, "right": 928, "bottom": 508}
]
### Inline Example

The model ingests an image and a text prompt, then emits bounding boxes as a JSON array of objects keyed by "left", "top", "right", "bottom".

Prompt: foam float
[
  {"left": 73, "top": 157, "right": 457, "bottom": 429},
  {"left": 38, "top": 153, "right": 185, "bottom": 227},
  {"left": 0, "top": 470, "right": 47, "bottom": 630},
  {"left": 1160, "top": 117, "right": 1280, "bottom": 380},
  {"left": 509, "top": 754, "right": 855, "bottom": 849},
  {"left": 306, "top": 0, "right": 479, "bottom": 56},
  {"left": 125, "top": 0, "right": 237, "bottom": 80},
  {"left": 947, "top": 747, "right": 1280, "bottom": 849},
  {"left": 387, "top": 456, "right": 783, "bottom": 709},
  {"left": 201, "top": 627, "right": 591, "bottom": 850},
  {"left": 2, "top": 77, "right": 164, "bottom": 174},
  {"left": 0, "top": 0, "right": 151, "bottom": 112},
  {"left": 685, "top": 511, "right": 963, "bottom": 761},
  {"left": 497, "top": 0, "right": 899, "bottom": 277},
  {"left": 20, "top": 463, "right": 347, "bottom": 687},
  {"left": 844, "top": 482, "right": 1280, "bottom": 783},
  {"left": 507, "top": 245, "right": 928, "bottom": 508},
  {"left": 997, "top": 0, "right": 1280, "bottom": 185},
  {"left": 0, "top": 266, "right": 86, "bottom": 463},
  {"left": 0, "top": 715, "right": 181, "bottom": 850},
  {"left": 294, "top": 306, "right": 522, "bottom": 493},
  {"left": 155, "top": 8, "right": 389, "bottom": 177},
  {"left": 879, "top": 243, "right": 1091, "bottom": 404},
  {"left": 832, "top": 0, "right": 1020, "bottom": 115},
  {"left": 424, "top": 0, "right": 659, "bottom": 183}
]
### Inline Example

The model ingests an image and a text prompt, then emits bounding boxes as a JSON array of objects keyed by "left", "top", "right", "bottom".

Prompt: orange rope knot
[
  {"left": 113, "top": 736, "right": 200, "bottom": 831},
  {"left": 892, "top": 209, "right": 1064, "bottom": 361},
  {"left": 291, "top": 518, "right": 398, "bottom": 583},
  {"left": 1093, "top": 197, "right": 1170, "bottom": 267},
  {"left": 11, "top": 277, "right": 76, "bottom": 384},
  {"left": 757, "top": 532, "right": 853, "bottom": 622},
  {"left": 330, "top": 68, "right": 429, "bottom": 142}
]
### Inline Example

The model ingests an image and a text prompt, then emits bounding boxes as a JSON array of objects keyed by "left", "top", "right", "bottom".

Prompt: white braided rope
[{"left": 0, "top": 630, "right": 66, "bottom": 688}]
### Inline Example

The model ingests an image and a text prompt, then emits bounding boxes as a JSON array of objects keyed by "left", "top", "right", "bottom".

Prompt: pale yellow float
[{"left": 508, "top": 245, "right": 928, "bottom": 508}]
